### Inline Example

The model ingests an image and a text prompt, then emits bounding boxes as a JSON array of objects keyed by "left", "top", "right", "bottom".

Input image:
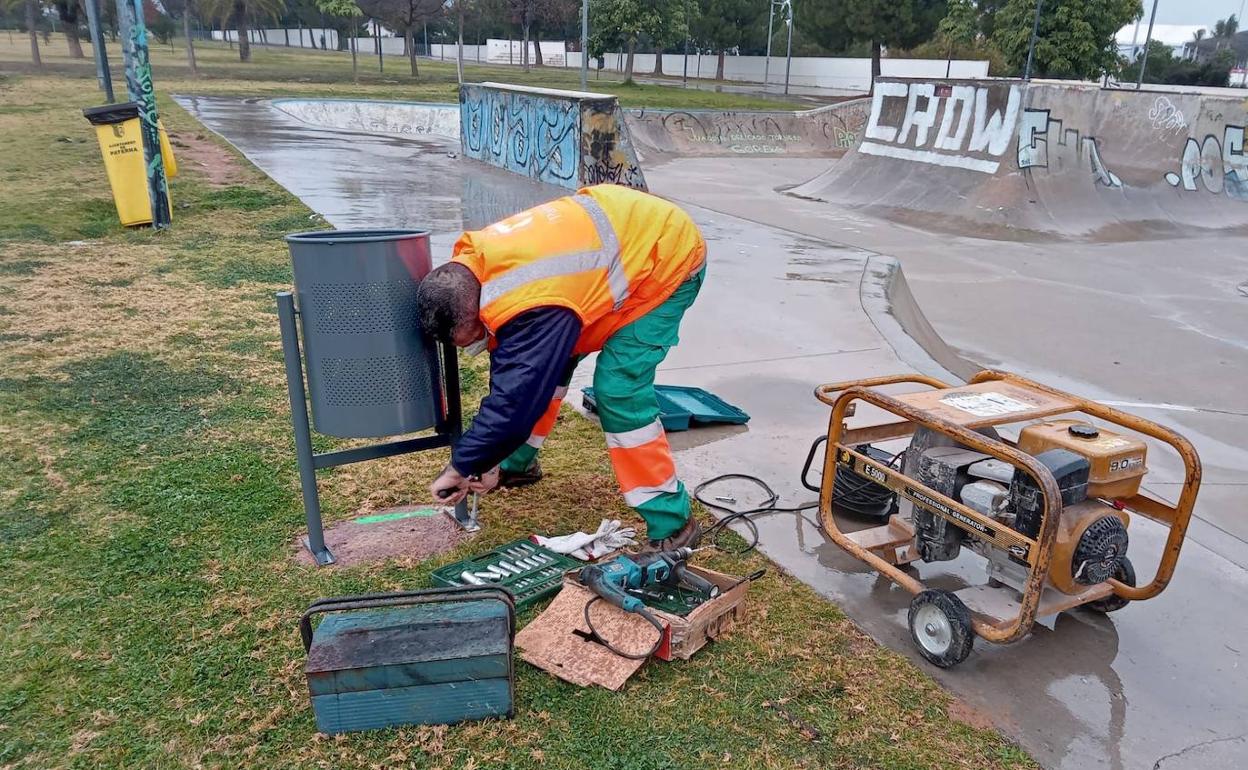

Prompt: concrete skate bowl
[
  {"left": 271, "top": 98, "right": 459, "bottom": 140},
  {"left": 788, "top": 78, "right": 1248, "bottom": 241},
  {"left": 625, "top": 99, "right": 870, "bottom": 165}
]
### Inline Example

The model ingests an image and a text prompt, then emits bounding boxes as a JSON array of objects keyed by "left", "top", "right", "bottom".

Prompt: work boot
[
  {"left": 642, "top": 517, "right": 702, "bottom": 553},
  {"left": 499, "top": 461, "right": 544, "bottom": 489}
]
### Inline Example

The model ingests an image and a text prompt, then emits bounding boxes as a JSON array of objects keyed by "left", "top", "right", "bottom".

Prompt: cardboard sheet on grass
[{"left": 516, "top": 566, "right": 749, "bottom": 690}]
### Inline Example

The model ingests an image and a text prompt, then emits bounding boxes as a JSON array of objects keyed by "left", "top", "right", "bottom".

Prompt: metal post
[
  {"left": 783, "top": 0, "right": 793, "bottom": 95},
  {"left": 682, "top": 0, "right": 689, "bottom": 86},
  {"left": 84, "top": 0, "right": 114, "bottom": 102},
  {"left": 276, "top": 292, "right": 335, "bottom": 565},
  {"left": 580, "top": 0, "right": 588, "bottom": 90},
  {"left": 1136, "top": 0, "right": 1161, "bottom": 90},
  {"left": 114, "top": 0, "right": 171, "bottom": 229},
  {"left": 439, "top": 340, "right": 475, "bottom": 530},
  {"left": 765, "top": 0, "right": 774, "bottom": 87},
  {"left": 1022, "top": 0, "right": 1043, "bottom": 81}
]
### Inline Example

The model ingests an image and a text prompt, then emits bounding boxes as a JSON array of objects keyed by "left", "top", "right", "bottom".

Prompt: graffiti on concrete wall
[
  {"left": 461, "top": 85, "right": 646, "bottom": 191},
  {"left": 1148, "top": 96, "right": 1188, "bottom": 134},
  {"left": 861, "top": 81, "right": 1022, "bottom": 173},
  {"left": 661, "top": 111, "right": 798, "bottom": 154},
  {"left": 624, "top": 99, "right": 867, "bottom": 157},
  {"left": 1163, "top": 126, "right": 1248, "bottom": 201},
  {"left": 581, "top": 102, "right": 647, "bottom": 188},
  {"left": 461, "top": 86, "right": 580, "bottom": 186},
  {"left": 1017, "top": 108, "right": 1122, "bottom": 188}
]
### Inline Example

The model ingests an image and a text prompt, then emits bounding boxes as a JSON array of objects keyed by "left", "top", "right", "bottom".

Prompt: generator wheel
[
  {"left": 908, "top": 590, "right": 974, "bottom": 668},
  {"left": 1085, "top": 556, "right": 1136, "bottom": 614}
]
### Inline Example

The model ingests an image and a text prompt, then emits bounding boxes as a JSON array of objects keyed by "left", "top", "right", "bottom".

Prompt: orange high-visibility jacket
[{"left": 451, "top": 184, "right": 706, "bottom": 355}]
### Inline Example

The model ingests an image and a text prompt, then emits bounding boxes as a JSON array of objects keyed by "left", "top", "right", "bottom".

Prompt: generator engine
[{"left": 899, "top": 420, "right": 1146, "bottom": 595}]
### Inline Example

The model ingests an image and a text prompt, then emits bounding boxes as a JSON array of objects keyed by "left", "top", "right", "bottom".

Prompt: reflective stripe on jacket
[{"left": 450, "top": 184, "right": 706, "bottom": 355}]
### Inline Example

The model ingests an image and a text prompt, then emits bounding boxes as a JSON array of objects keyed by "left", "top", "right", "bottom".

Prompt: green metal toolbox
[
  {"left": 301, "top": 587, "right": 515, "bottom": 734},
  {"left": 582, "top": 385, "right": 750, "bottom": 431}
]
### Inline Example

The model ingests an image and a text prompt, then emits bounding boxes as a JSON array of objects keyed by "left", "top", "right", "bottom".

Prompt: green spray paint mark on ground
[{"left": 354, "top": 507, "right": 439, "bottom": 525}]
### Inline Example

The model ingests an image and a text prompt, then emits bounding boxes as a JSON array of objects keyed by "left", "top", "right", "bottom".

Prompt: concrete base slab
[{"left": 293, "top": 506, "right": 472, "bottom": 568}]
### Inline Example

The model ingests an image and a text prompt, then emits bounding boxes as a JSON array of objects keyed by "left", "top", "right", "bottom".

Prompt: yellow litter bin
[{"left": 83, "top": 102, "right": 177, "bottom": 227}]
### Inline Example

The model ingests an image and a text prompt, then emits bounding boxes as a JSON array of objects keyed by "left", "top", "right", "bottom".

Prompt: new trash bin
[
  {"left": 285, "top": 229, "right": 444, "bottom": 439},
  {"left": 279, "top": 229, "right": 469, "bottom": 564},
  {"left": 83, "top": 102, "right": 177, "bottom": 227}
]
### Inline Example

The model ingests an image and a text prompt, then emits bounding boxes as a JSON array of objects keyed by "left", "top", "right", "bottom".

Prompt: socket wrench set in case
[{"left": 431, "top": 538, "right": 581, "bottom": 611}]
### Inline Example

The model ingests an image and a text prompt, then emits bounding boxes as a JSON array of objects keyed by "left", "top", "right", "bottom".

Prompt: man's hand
[
  {"left": 431, "top": 464, "right": 470, "bottom": 505},
  {"left": 468, "top": 466, "right": 500, "bottom": 495}
]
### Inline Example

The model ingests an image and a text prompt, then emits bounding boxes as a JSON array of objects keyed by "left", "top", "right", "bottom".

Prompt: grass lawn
[
  {"left": 0, "top": 45, "right": 1032, "bottom": 770},
  {"left": 0, "top": 35, "right": 801, "bottom": 111}
]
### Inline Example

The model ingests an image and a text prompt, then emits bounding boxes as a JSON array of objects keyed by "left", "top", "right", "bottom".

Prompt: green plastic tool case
[
  {"left": 431, "top": 538, "right": 580, "bottom": 611},
  {"left": 301, "top": 587, "right": 515, "bottom": 734},
  {"left": 582, "top": 385, "right": 750, "bottom": 431}
]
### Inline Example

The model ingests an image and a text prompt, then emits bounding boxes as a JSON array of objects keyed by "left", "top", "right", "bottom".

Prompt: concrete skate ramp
[
  {"left": 789, "top": 78, "right": 1248, "bottom": 239},
  {"left": 272, "top": 99, "right": 459, "bottom": 140},
  {"left": 459, "top": 82, "right": 647, "bottom": 191},
  {"left": 624, "top": 99, "right": 869, "bottom": 163}
]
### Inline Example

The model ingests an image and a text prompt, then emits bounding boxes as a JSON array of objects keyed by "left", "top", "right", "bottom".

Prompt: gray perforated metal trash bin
[
  {"left": 276, "top": 230, "right": 471, "bottom": 566},
  {"left": 287, "top": 229, "right": 442, "bottom": 438}
]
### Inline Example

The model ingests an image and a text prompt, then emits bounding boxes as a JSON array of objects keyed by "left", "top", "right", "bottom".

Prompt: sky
[
  {"left": 1146, "top": 0, "right": 1245, "bottom": 27},
  {"left": 1116, "top": 1, "right": 1246, "bottom": 46}
]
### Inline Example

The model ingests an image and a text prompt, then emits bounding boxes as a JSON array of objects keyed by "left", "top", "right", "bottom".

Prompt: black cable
[
  {"left": 583, "top": 596, "right": 666, "bottom": 659},
  {"left": 694, "top": 474, "right": 821, "bottom": 555},
  {"left": 693, "top": 439, "right": 904, "bottom": 555}
]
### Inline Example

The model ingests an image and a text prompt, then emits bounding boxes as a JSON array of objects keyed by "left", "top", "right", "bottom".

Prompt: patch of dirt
[
  {"left": 293, "top": 506, "right": 473, "bottom": 567},
  {"left": 946, "top": 698, "right": 999, "bottom": 731},
  {"left": 167, "top": 129, "right": 249, "bottom": 187}
]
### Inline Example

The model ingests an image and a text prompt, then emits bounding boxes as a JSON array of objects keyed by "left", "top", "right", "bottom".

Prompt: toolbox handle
[{"left": 300, "top": 586, "right": 516, "bottom": 652}]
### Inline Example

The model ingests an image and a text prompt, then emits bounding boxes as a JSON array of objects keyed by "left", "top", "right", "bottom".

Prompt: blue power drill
[{"left": 579, "top": 547, "right": 720, "bottom": 658}]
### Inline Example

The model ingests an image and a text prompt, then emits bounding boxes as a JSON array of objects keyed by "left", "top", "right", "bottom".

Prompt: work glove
[{"left": 534, "top": 519, "right": 638, "bottom": 561}]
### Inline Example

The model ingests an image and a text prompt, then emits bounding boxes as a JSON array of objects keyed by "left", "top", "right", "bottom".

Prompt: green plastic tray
[
  {"left": 581, "top": 385, "right": 750, "bottom": 432},
  {"left": 431, "top": 538, "right": 580, "bottom": 611}
]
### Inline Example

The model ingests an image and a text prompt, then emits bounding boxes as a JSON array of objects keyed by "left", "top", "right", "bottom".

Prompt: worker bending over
[{"left": 416, "top": 184, "right": 706, "bottom": 551}]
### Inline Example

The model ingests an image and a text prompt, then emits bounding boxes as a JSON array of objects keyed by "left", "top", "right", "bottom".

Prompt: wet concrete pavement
[{"left": 179, "top": 97, "right": 1248, "bottom": 769}]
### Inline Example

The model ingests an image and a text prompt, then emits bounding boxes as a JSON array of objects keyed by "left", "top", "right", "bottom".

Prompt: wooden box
[
  {"left": 301, "top": 588, "right": 514, "bottom": 734},
  {"left": 515, "top": 566, "right": 750, "bottom": 690}
]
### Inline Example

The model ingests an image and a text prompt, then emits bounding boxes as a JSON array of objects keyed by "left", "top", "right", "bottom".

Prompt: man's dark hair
[{"left": 415, "top": 263, "right": 480, "bottom": 340}]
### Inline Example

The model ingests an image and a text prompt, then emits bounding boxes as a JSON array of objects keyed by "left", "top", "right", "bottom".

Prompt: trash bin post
[
  {"left": 440, "top": 339, "right": 476, "bottom": 531},
  {"left": 276, "top": 291, "right": 335, "bottom": 565}
]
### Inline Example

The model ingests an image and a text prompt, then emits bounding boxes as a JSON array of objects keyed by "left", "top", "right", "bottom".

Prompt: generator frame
[{"left": 815, "top": 369, "right": 1201, "bottom": 648}]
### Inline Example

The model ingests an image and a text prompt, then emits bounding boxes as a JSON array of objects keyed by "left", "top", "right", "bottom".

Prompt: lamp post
[
  {"left": 765, "top": 0, "right": 775, "bottom": 88},
  {"left": 1022, "top": 0, "right": 1042, "bottom": 80},
  {"left": 783, "top": 0, "right": 793, "bottom": 95},
  {"left": 1136, "top": 0, "right": 1161, "bottom": 90},
  {"left": 580, "top": 0, "right": 588, "bottom": 90}
]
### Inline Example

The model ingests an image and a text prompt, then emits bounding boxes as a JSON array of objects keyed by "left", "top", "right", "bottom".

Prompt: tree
[
  {"left": 202, "top": 0, "right": 288, "bottom": 61},
  {"left": 938, "top": 0, "right": 977, "bottom": 45},
  {"left": 54, "top": 0, "right": 84, "bottom": 58},
  {"left": 316, "top": 0, "right": 361, "bottom": 77},
  {"left": 689, "top": 0, "right": 759, "bottom": 81},
  {"left": 843, "top": 0, "right": 947, "bottom": 91},
  {"left": 589, "top": 0, "right": 686, "bottom": 82},
  {"left": 26, "top": 0, "right": 42, "bottom": 65},
  {"left": 992, "top": 0, "right": 1141, "bottom": 79},
  {"left": 357, "top": 0, "right": 441, "bottom": 75},
  {"left": 532, "top": 0, "right": 575, "bottom": 67},
  {"left": 507, "top": 0, "right": 537, "bottom": 70},
  {"left": 896, "top": 0, "right": 1008, "bottom": 74},
  {"left": 1123, "top": 37, "right": 1234, "bottom": 86}
]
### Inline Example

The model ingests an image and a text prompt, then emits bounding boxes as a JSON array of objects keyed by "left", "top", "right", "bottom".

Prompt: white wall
[
  {"left": 563, "top": 52, "right": 988, "bottom": 92},
  {"left": 212, "top": 28, "right": 339, "bottom": 48}
]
